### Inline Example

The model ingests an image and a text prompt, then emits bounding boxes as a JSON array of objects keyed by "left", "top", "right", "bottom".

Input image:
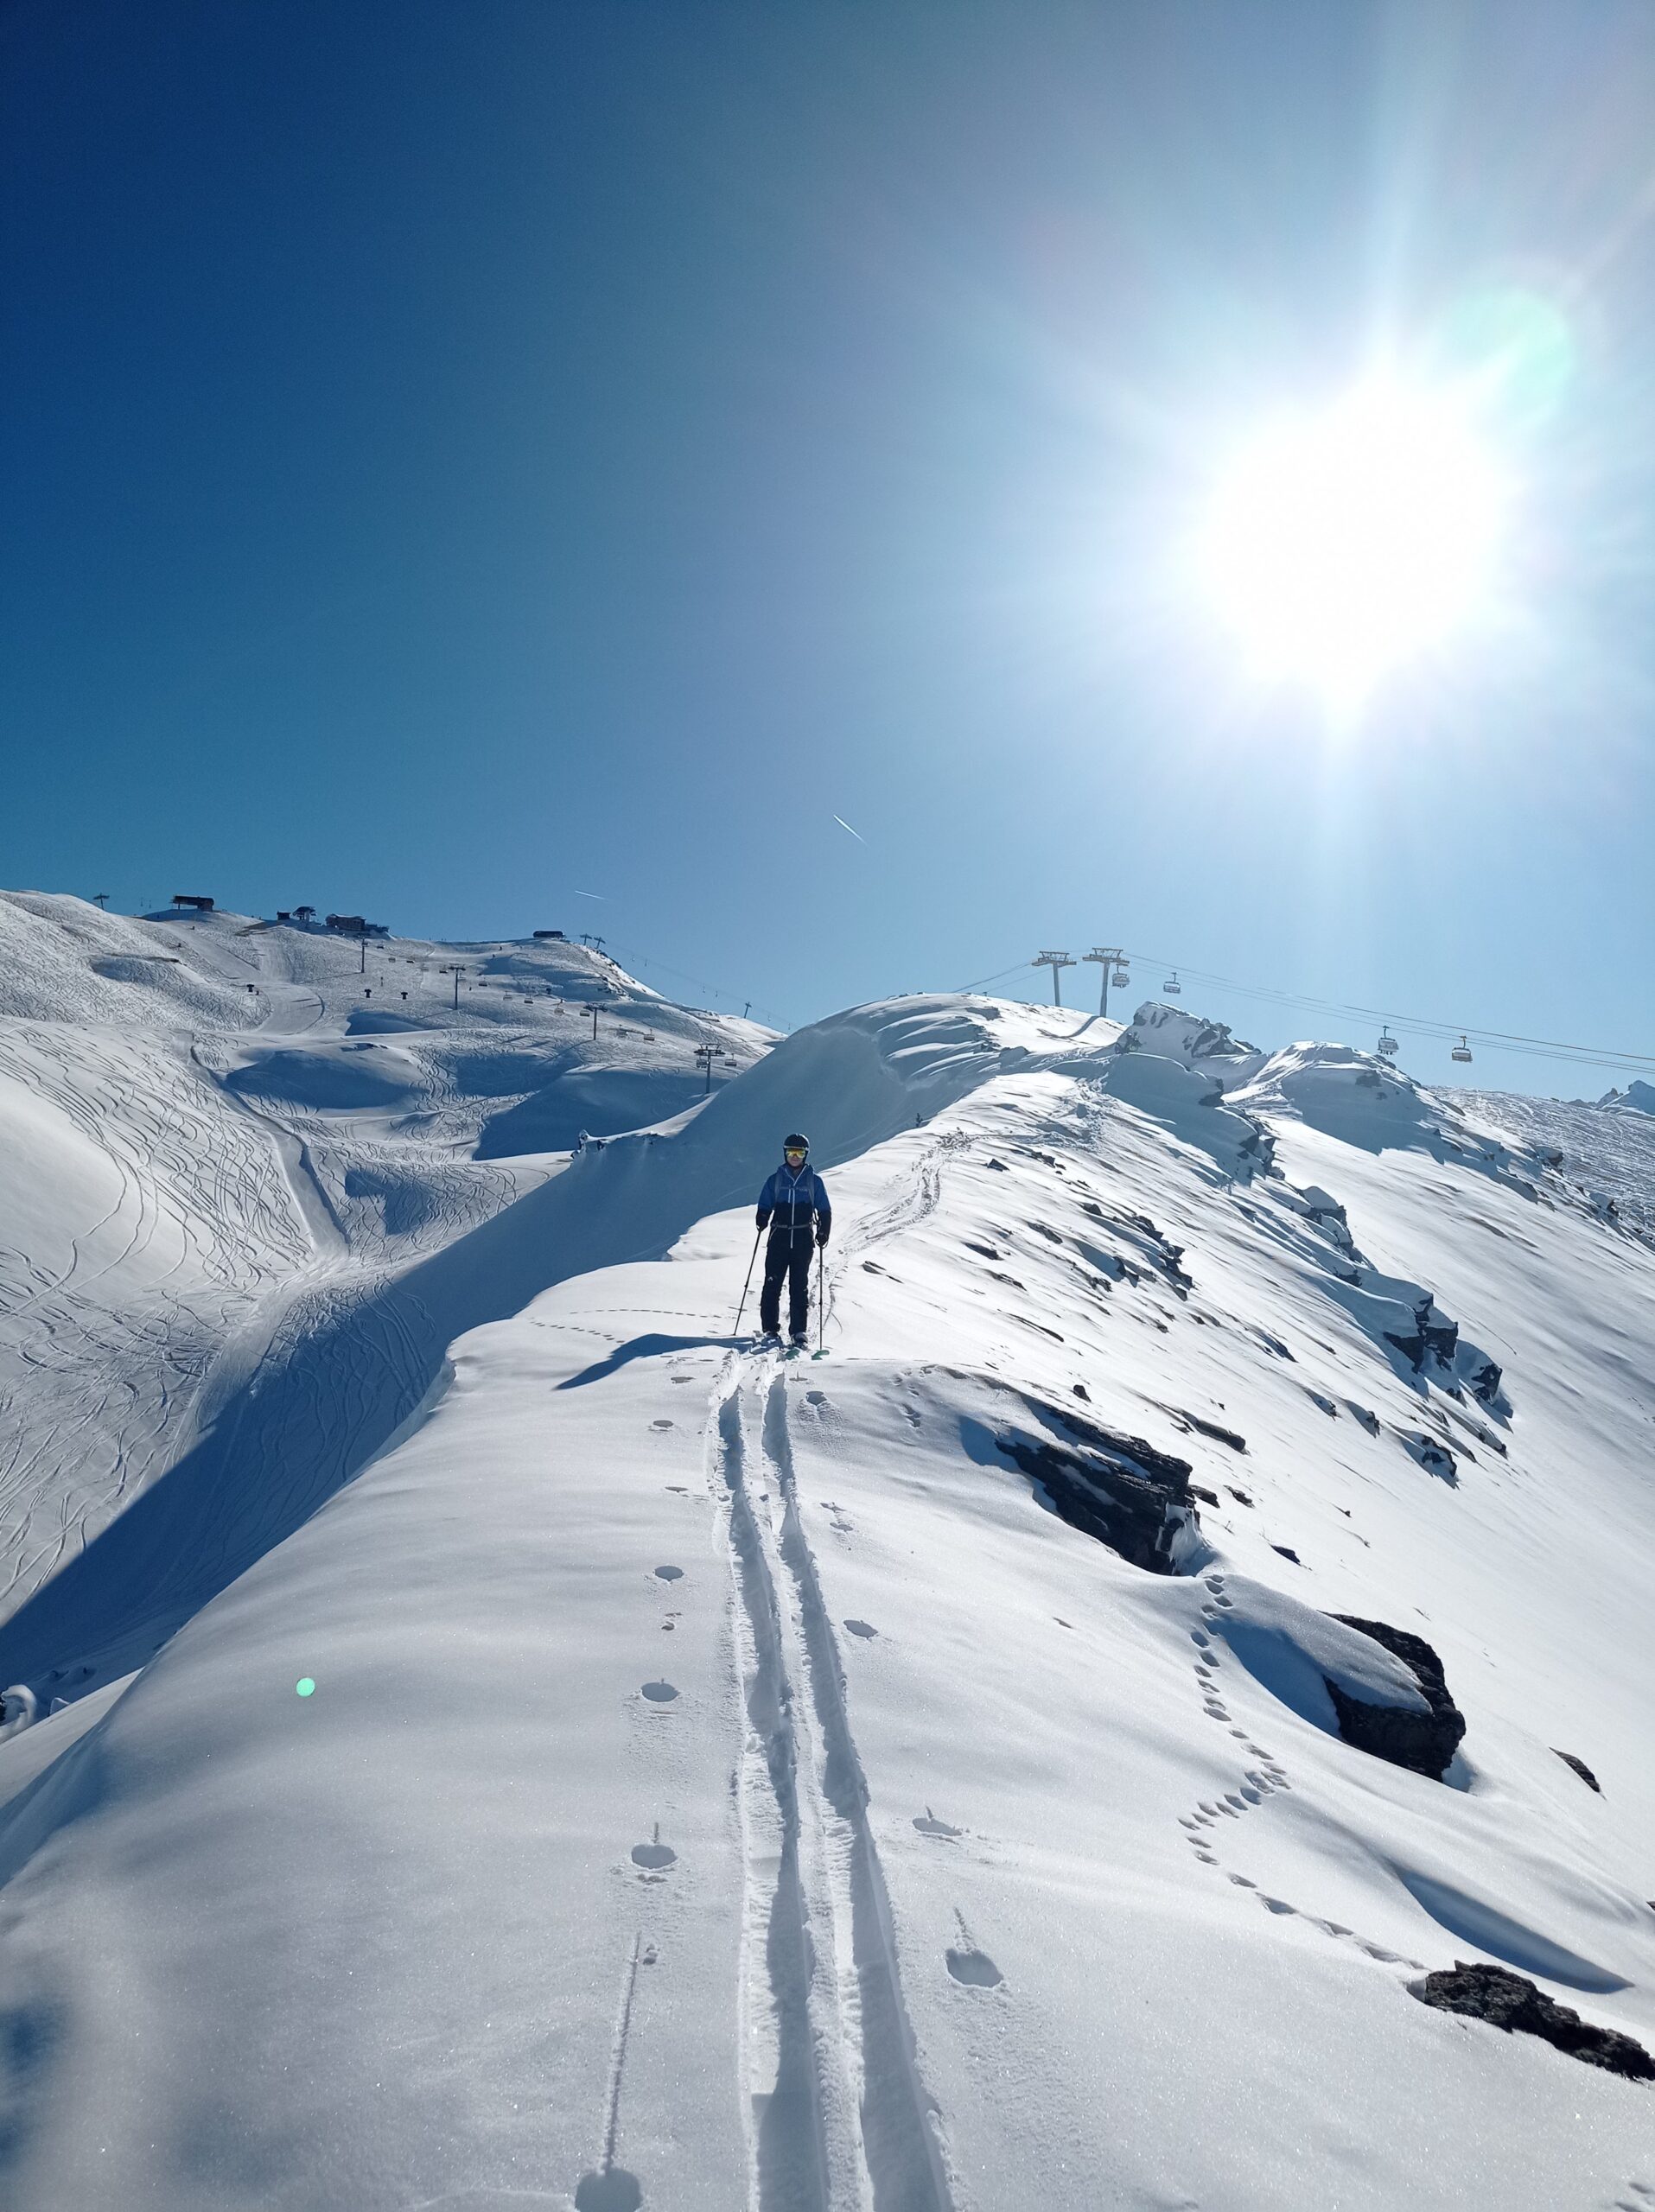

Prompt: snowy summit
[{"left": 0, "top": 891, "right": 1652, "bottom": 2211}]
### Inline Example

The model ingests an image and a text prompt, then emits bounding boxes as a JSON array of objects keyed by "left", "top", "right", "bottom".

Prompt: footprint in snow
[
  {"left": 843, "top": 1619, "right": 877, "bottom": 1639},
  {"left": 632, "top": 1823, "right": 677, "bottom": 1873},
  {"left": 651, "top": 1419, "right": 673, "bottom": 1431},
  {"left": 653, "top": 1565, "right": 684, "bottom": 1581},
  {"left": 946, "top": 1910, "right": 1003, "bottom": 1987},
  {"left": 575, "top": 2172, "right": 644, "bottom": 2211},
  {"left": 914, "top": 1808, "right": 962, "bottom": 1839},
  {"left": 946, "top": 1946, "right": 1004, "bottom": 1988},
  {"left": 805, "top": 1389, "right": 828, "bottom": 1405},
  {"left": 640, "top": 1681, "right": 678, "bottom": 1703}
]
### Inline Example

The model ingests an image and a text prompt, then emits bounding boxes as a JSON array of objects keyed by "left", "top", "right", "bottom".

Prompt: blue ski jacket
[{"left": 756, "top": 1162, "right": 831, "bottom": 1241}]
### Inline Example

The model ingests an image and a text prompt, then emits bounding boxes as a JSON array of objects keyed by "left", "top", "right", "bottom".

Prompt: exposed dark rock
[
  {"left": 994, "top": 1399, "right": 1197, "bottom": 1575},
  {"left": 1419, "top": 1302, "right": 1460, "bottom": 1363},
  {"left": 1072, "top": 1382, "right": 1090, "bottom": 1400},
  {"left": 1410, "top": 1961, "right": 1654, "bottom": 2082},
  {"left": 1119, "top": 1212, "right": 1194, "bottom": 1296},
  {"left": 1225, "top": 1486, "right": 1253, "bottom": 1507},
  {"left": 1325, "top": 1615, "right": 1467, "bottom": 1780},
  {"left": 986, "top": 1158, "right": 1008, "bottom": 1171},
  {"left": 1399, "top": 1432, "right": 1459, "bottom": 1484},
  {"left": 1190, "top": 1483, "right": 1222, "bottom": 1507},
  {"left": 1552, "top": 1749, "right": 1601, "bottom": 1793},
  {"left": 964, "top": 1240, "right": 1003, "bottom": 1260},
  {"left": 1454, "top": 1341, "right": 1505, "bottom": 1408},
  {"left": 1177, "top": 1410, "right": 1247, "bottom": 1452},
  {"left": 1271, "top": 1545, "right": 1302, "bottom": 1564}
]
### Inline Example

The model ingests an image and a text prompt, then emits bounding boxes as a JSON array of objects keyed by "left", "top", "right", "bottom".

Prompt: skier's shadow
[{"left": 557, "top": 1332, "right": 737, "bottom": 1389}]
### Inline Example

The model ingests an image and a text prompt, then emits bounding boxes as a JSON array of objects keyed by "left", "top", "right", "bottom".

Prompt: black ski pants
[{"left": 761, "top": 1225, "right": 814, "bottom": 1338}]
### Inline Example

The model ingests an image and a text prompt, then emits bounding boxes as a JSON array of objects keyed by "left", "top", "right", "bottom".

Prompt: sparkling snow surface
[{"left": 0, "top": 896, "right": 1652, "bottom": 2210}]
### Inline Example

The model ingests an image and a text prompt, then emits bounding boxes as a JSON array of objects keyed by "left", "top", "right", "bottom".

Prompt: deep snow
[{"left": 0, "top": 893, "right": 1652, "bottom": 2210}]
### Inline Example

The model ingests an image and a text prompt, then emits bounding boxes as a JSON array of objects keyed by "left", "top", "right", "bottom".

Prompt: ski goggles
[{"left": 784, "top": 1147, "right": 806, "bottom": 1161}]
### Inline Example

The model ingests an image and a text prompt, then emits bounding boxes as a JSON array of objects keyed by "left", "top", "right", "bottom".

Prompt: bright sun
[{"left": 1200, "top": 379, "right": 1511, "bottom": 709}]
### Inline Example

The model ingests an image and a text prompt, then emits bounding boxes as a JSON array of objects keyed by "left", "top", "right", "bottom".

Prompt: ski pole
[
  {"left": 816, "top": 1242, "right": 824, "bottom": 1355},
  {"left": 732, "top": 1228, "right": 762, "bottom": 1337}
]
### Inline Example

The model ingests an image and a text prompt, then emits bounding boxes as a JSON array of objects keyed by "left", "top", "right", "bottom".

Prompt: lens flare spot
[
  {"left": 296, "top": 1677, "right": 315, "bottom": 1698},
  {"left": 1432, "top": 285, "right": 1575, "bottom": 430}
]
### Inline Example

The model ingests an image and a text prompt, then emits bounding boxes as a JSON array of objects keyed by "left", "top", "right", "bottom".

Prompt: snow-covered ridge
[{"left": 0, "top": 906, "right": 1652, "bottom": 2208}]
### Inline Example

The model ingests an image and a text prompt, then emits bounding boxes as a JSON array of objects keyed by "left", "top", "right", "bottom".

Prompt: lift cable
[{"left": 1116, "top": 950, "right": 1655, "bottom": 1077}]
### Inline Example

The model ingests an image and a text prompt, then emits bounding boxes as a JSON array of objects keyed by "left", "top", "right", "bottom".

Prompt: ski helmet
[{"left": 783, "top": 1132, "right": 809, "bottom": 1154}]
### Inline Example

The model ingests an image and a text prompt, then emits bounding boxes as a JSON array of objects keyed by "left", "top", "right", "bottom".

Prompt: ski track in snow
[
  {"left": 0, "top": 906, "right": 756, "bottom": 1688},
  {"left": 715, "top": 1355, "right": 953, "bottom": 2212},
  {"left": 2, "top": 896, "right": 1654, "bottom": 2209}
]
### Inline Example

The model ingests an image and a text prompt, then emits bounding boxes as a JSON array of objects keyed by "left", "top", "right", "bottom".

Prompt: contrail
[
  {"left": 832, "top": 815, "right": 866, "bottom": 844},
  {"left": 573, "top": 889, "right": 608, "bottom": 900}
]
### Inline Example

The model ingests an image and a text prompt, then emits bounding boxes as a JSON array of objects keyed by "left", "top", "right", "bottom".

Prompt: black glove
[
  {"left": 756, "top": 1211, "right": 770, "bottom": 1232},
  {"left": 816, "top": 1226, "right": 830, "bottom": 1249}
]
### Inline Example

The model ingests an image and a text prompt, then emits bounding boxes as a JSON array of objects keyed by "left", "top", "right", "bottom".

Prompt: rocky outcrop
[
  {"left": 994, "top": 1399, "right": 1200, "bottom": 1575},
  {"left": 1552, "top": 1748, "right": 1601, "bottom": 1793},
  {"left": 1324, "top": 1616, "right": 1466, "bottom": 1779},
  {"left": 1410, "top": 1962, "right": 1653, "bottom": 2082},
  {"left": 1453, "top": 1338, "right": 1504, "bottom": 1408}
]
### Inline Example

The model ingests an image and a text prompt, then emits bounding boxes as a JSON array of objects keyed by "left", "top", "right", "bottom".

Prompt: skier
[{"left": 755, "top": 1134, "right": 831, "bottom": 1346}]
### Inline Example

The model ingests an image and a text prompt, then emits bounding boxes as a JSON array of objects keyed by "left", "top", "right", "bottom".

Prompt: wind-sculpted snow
[
  {"left": 1456, "top": 1085, "right": 1655, "bottom": 1238},
  {"left": 1092, "top": 1046, "right": 1273, "bottom": 1175},
  {"left": 1, "top": 904, "right": 1653, "bottom": 2208},
  {"left": 1122, "top": 997, "right": 1268, "bottom": 1083}
]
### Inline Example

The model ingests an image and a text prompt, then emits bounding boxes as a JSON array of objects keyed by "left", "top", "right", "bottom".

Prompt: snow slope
[
  {"left": 0, "top": 893, "right": 773, "bottom": 1688},
  {"left": 0, "top": 959, "right": 1651, "bottom": 2209}
]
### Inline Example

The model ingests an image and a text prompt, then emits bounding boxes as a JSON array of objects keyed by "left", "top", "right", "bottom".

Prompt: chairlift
[
  {"left": 1377, "top": 1027, "right": 1399, "bottom": 1059},
  {"left": 1451, "top": 1034, "right": 1474, "bottom": 1064},
  {"left": 1111, "top": 965, "right": 1130, "bottom": 988},
  {"left": 1162, "top": 970, "right": 1182, "bottom": 995}
]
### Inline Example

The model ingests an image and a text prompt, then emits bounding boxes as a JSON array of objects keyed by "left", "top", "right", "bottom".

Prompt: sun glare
[{"left": 1200, "top": 380, "right": 1512, "bottom": 710}]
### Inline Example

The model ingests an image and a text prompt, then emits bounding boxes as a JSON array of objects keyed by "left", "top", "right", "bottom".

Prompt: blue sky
[{"left": 3, "top": 1, "right": 1652, "bottom": 1090}]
